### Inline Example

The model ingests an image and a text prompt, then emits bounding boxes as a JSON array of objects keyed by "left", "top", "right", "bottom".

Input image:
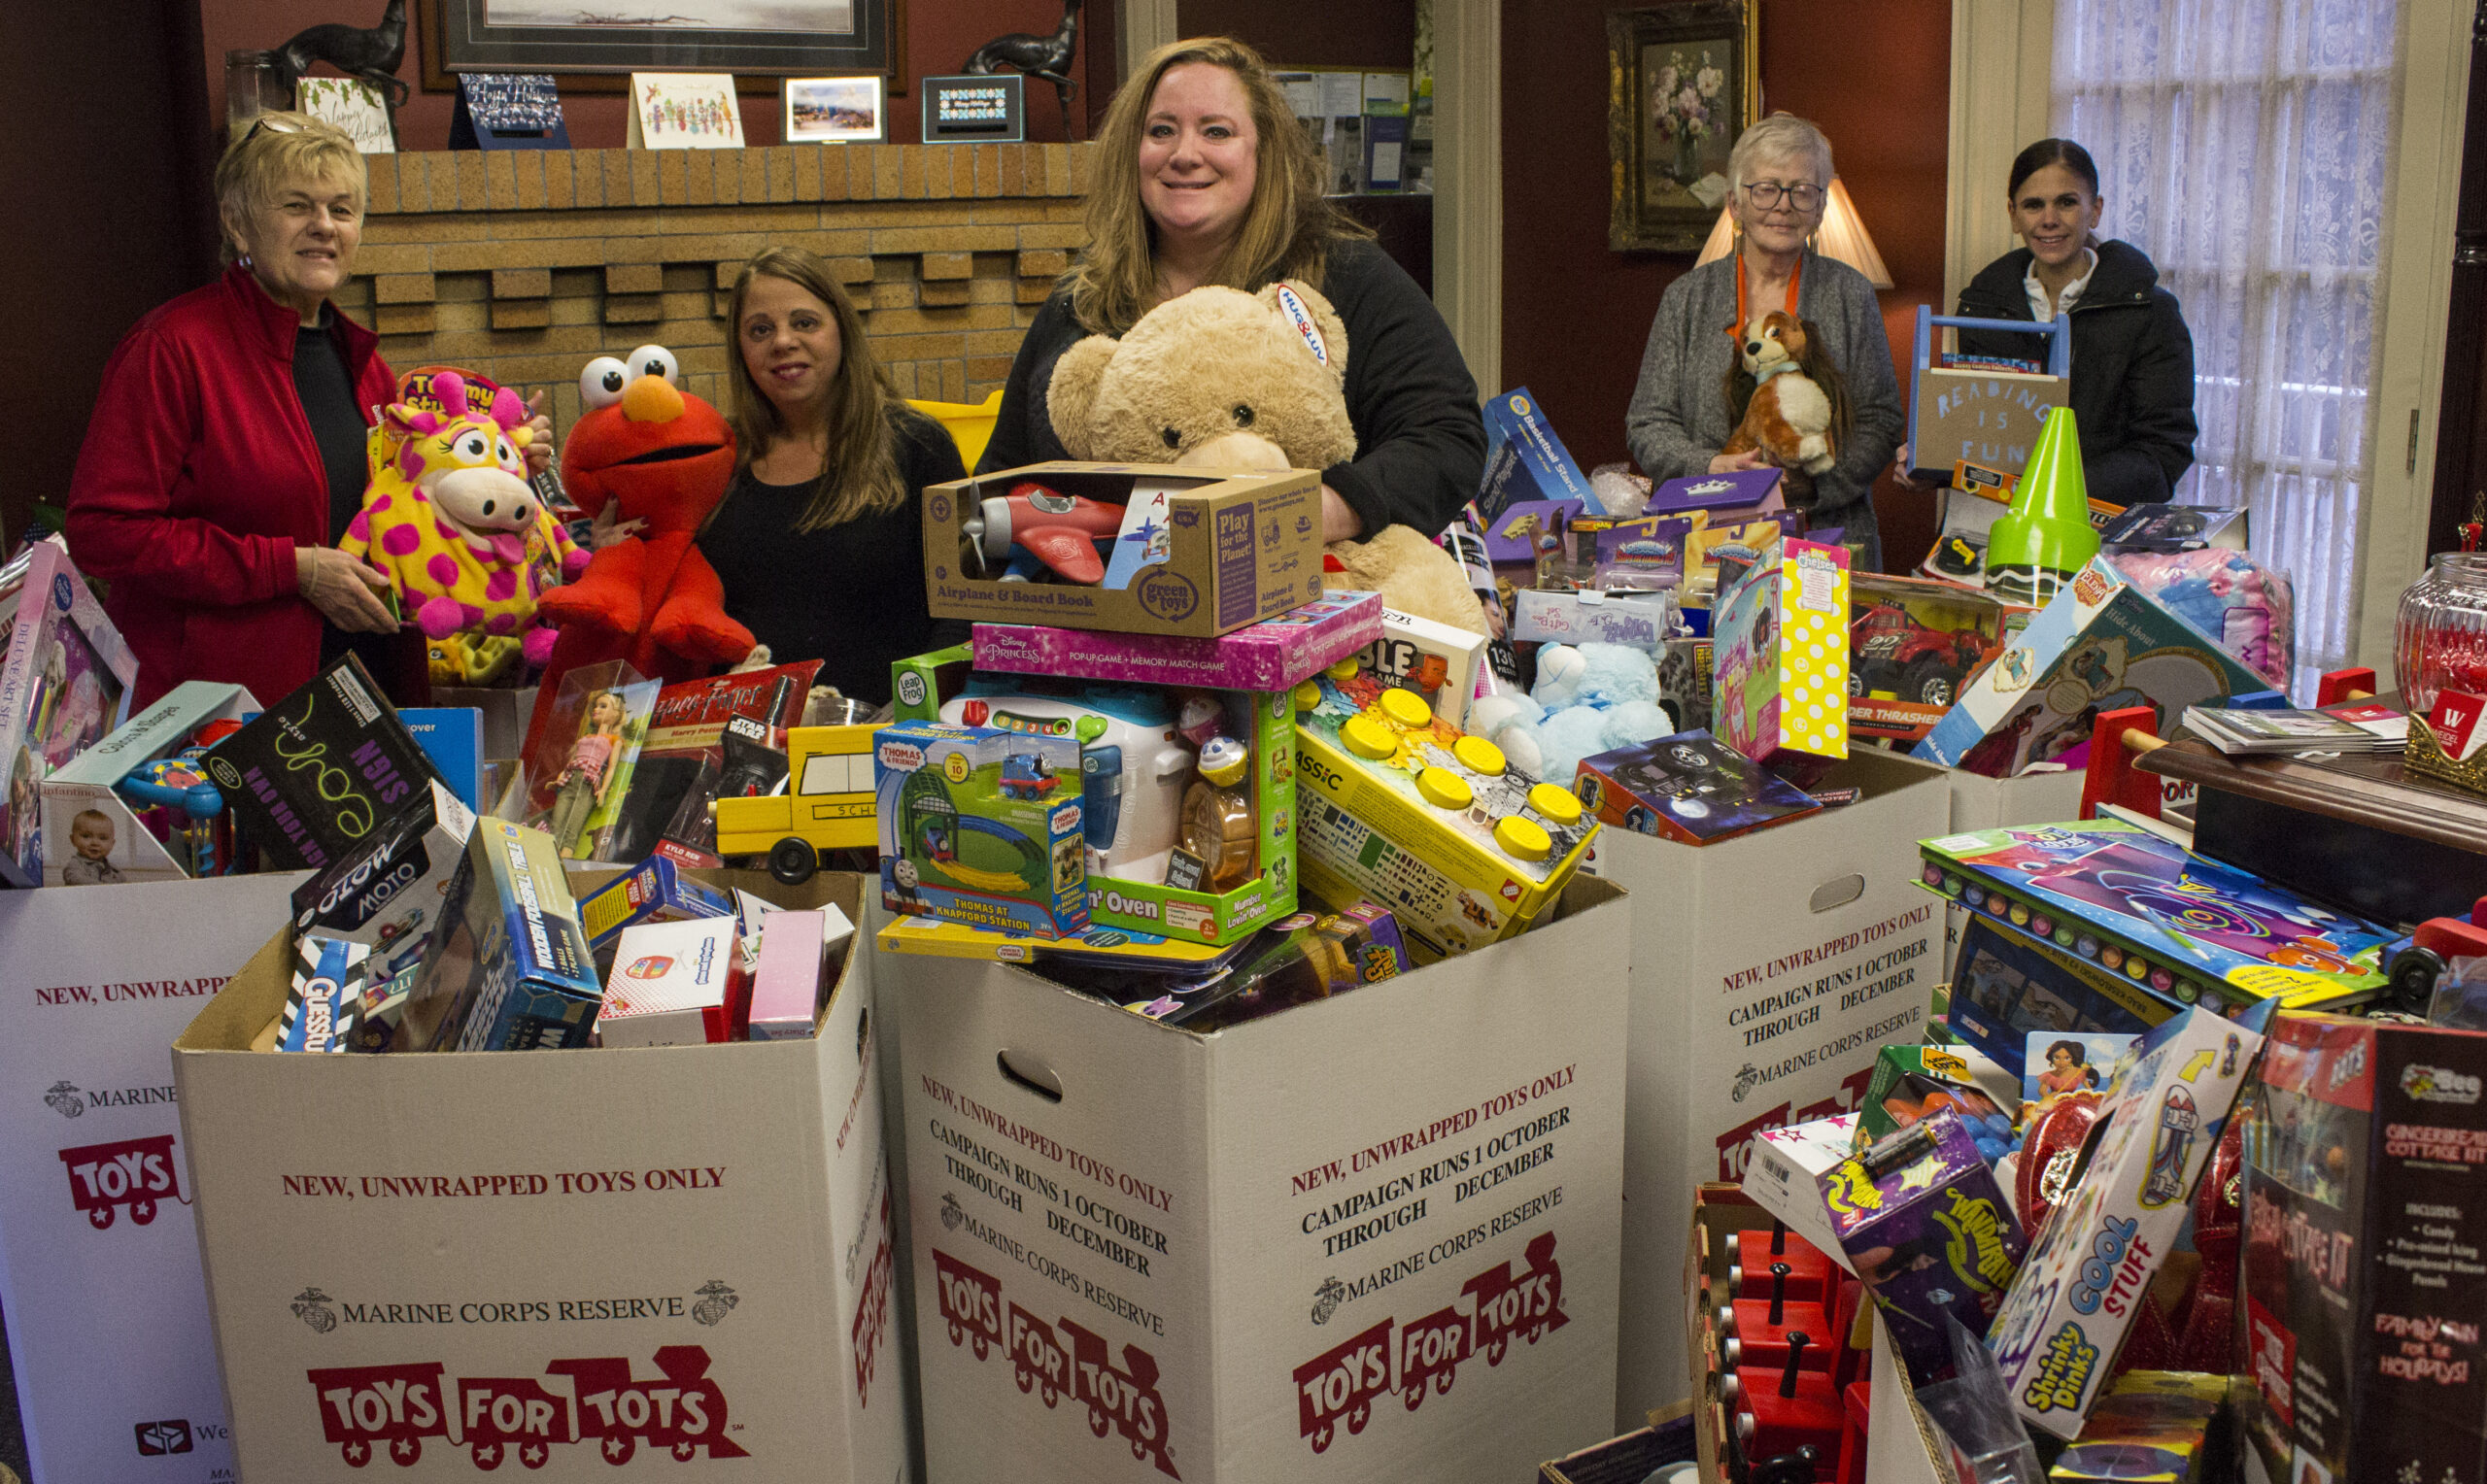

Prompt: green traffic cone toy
[{"left": 1984, "top": 406, "right": 2100, "bottom": 606}]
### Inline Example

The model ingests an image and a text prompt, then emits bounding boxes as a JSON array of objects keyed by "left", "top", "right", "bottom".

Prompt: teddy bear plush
[
  {"left": 1043, "top": 282, "right": 1487, "bottom": 633},
  {"left": 1468, "top": 641, "right": 1676, "bottom": 785},
  {"left": 1720, "top": 310, "right": 1848, "bottom": 487}
]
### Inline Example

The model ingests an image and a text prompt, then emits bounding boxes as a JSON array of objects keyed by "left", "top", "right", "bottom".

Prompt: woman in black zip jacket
[{"left": 1948, "top": 139, "right": 2198, "bottom": 507}]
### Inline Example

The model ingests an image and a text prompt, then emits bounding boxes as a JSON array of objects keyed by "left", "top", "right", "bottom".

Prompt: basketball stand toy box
[
  {"left": 924, "top": 463, "right": 1324, "bottom": 639},
  {"left": 169, "top": 870, "right": 907, "bottom": 1484},
  {"left": 1292, "top": 658, "right": 1600, "bottom": 962},
  {"left": 873, "top": 718, "right": 1088, "bottom": 938}
]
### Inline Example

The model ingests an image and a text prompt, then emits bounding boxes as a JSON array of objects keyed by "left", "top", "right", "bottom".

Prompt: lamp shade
[{"left": 1693, "top": 176, "right": 1894, "bottom": 291}]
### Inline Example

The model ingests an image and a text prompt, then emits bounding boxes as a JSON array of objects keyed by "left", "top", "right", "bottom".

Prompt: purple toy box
[
  {"left": 1646, "top": 467, "right": 1787, "bottom": 518},
  {"left": 971, "top": 590, "right": 1382, "bottom": 692},
  {"left": 1818, "top": 1106, "right": 2028, "bottom": 1382}
]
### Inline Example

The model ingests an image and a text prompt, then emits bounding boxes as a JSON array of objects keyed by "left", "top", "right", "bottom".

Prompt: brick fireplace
[{"left": 331, "top": 143, "right": 1100, "bottom": 435}]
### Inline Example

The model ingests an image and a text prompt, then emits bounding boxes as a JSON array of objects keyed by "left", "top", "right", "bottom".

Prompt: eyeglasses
[
  {"left": 1742, "top": 181, "right": 1824, "bottom": 213},
  {"left": 241, "top": 115, "right": 300, "bottom": 145}
]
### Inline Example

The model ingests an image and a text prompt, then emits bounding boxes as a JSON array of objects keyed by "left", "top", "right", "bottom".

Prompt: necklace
[{"left": 1734, "top": 248, "right": 1803, "bottom": 331}]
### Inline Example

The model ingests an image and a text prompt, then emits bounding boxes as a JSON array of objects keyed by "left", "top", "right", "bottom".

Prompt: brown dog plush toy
[{"left": 1720, "top": 310, "right": 1850, "bottom": 493}]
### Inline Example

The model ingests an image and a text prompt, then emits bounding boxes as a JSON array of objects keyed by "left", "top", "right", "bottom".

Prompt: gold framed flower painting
[{"left": 1608, "top": 1, "right": 1760, "bottom": 253}]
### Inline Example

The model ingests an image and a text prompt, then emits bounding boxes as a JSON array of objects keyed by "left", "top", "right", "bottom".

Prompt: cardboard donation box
[
  {"left": 924, "top": 463, "right": 1326, "bottom": 639},
  {"left": 897, "top": 876, "right": 1631, "bottom": 1483},
  {"left": 1598, "top": 747, "right": 1951, "bottom": 1430},
  {"left": 170, "top": 871, "right": 907, "bottom": 1483},
  {"left": 0, "top": 871, "right": 309, "bottom": 1484}
]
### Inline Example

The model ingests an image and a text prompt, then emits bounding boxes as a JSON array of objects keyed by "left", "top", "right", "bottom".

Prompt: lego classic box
[{"left": 170, "top": 870, "right": 905, "bottom": 1484}]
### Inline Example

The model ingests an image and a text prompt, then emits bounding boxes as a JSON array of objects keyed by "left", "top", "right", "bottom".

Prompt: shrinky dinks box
[
  {"left": 1988, "top": 1007, "right": 2261, "bottom": 1438},
  {"left": 873, "top": 720, "right": 1087, "bottom": 939},
  {"left": 924, "top": 464, "right": 1324, "bottom": 639},
  {"left": 2242, "top": 1016, "right": 2487, "bottom": 1484},
  {"left": 1293, "top": 670, "right": 1597, "bottom": 962}
]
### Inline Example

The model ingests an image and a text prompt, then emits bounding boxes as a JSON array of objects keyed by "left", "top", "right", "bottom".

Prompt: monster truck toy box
[
  {"left": 925, "top": 463, "right": 1324, "bottom": 639},
  {"left": 884, "top": 868, "right": 1629, "bottom": 1484},
  {"left": 1846, "top": 573, "right": 2031, "bottom": 744},
  {"left": 168, "top": 868, "right": 907, "bottom": 1484}
]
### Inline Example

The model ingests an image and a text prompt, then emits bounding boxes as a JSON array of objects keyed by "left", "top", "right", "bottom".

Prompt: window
[{"left": 2053, "top": 0, "right": 2402, "bottom": 691}]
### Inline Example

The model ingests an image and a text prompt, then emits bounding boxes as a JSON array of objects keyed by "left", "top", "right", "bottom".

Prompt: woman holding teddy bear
[
  {"left": 1623, "top": 113, "right": 1906, "bottom": 573},
  {"left": 980, "top": 36, "right": 1487, "bottom": 546}
]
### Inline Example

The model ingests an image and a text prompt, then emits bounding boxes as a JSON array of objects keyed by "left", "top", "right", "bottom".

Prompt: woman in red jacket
[{"left": 66, "top": 113, "right": 547, "bottom": 707}]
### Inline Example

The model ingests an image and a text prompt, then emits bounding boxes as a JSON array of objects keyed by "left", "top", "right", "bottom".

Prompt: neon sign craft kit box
[
  {"left": 1920, "top": 820, "right": 2396, "bottom": 1016},
  {"left": 924, "top": 463, "right": 1325, "bottom": 639},
  {"left": 170, "top": 869, "right": 905, "bottom": 1483},
  {"left": 874, "top": 718, "right": 1087, "bottom": 938},
  {"left": 1292, "top": 664, "right": 1598, "bottom": 962},
  {"left": 203, "top": 653, "right": 443, "bottom": 874},
  {"left": 2240, "top": 1014, "right": 2487, "bottom": 1484},
  {"left": 1986, "top": 1006, "right": 2261, "bottom": 1438}
]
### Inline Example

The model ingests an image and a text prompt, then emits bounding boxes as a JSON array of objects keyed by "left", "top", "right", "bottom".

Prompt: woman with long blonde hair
[
  {"left": 979, "top": 36, "right": 1484, "bottom": 544},
  {"left": 700, "top": 247, "right": 965, "bottom": 702}
]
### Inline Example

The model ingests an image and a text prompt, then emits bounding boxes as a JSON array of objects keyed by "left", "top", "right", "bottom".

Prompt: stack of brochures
[{"left": 2182, "top": 701, "right": 2405, "bottom": 755}]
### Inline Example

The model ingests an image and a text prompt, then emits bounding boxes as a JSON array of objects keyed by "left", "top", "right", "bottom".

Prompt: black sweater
[
  {"left": 977, "top": 238, "right": 1487, "bottom": 538},
  {"left": 1956, "top": 238, "right": 2198, "bottom": 507},
  {"left": 699, "top": 407, "right": 968, "bottom": 705}
]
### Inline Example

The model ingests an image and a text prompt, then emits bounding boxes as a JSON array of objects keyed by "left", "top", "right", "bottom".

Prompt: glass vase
[
  {"left": 2395, "top": 552, "right": 2487, "bottom": 713},
  {"left": 225, "top": 50, "right": 285, "bottom": 136}
]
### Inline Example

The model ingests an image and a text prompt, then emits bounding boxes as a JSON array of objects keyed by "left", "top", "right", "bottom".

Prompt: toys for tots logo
[
  {"left": 931, "top": 1247, "right": 1179, "bottom": 1479},
  {"left": 58, "top": 1133, "right": 184, "bottom": 1230},
  {"left": 1290, "top": 1231, "right": 1569, "bottom": 1456},
  {"left": 306, "top": 1345, "right": 747, "bottom": 1469}
]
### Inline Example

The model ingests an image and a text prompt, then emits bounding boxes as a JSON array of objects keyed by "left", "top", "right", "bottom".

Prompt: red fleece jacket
[{"left": 66, "top": 264, "right": 395, "bottom": 708}]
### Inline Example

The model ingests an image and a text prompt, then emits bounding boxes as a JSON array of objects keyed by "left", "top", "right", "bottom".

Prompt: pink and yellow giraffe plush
[{"left": 342, "top": 370, "right": 589, "bottom": 664}]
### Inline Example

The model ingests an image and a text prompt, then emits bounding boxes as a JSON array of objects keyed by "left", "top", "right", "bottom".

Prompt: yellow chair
[{"left": 907, "top": 389, "right": 1005, "bottom": 472}]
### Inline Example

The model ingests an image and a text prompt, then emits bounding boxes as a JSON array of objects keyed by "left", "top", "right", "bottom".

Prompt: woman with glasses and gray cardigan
[{"left": 1624, "top": 113, "right": 1904, "bottom": 573}]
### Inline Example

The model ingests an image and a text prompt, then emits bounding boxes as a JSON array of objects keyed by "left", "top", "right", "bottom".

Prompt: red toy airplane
[{"left": 964, "top": 482, "right": 1124, "bottom": 584}]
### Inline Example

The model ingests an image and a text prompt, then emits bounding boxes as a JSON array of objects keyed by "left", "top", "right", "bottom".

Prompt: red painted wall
[
  {"left": 1176, "top": 0, "right": 1416, "bottom": 69},
  {"left": 199, "top": 0, "right": 1118, "bottom": 149},
  {"left": 1500, "top": 0, "right": 1951, "bottom": 568}
]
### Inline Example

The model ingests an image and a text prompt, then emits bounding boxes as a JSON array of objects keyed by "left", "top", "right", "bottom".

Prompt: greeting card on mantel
[{"left": 628, "top": 73, "right": 744, "bottom": 150}]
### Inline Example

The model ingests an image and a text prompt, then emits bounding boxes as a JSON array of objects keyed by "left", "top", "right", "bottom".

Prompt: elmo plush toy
[{"left": 524, "top": 346, "right": 754, "bottom": 761}]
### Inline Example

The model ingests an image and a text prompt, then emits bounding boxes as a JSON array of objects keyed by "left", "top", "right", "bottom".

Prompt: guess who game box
[
  {"left": 1293, "top": 668, "right": 1597, "bottom": 962},
  {"left": 2241, "top": 1015, "right": 2487, "bottom": 1484},
  {"left": 1920, "top": 822, "right": 2394, "bottom": 1017}
]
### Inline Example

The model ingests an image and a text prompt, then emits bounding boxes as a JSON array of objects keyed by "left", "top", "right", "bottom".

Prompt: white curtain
[{"left": 2053, "top": 0, "right": 2403, "bottom": 694}]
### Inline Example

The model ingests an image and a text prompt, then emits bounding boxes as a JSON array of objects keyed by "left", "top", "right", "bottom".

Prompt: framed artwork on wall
[
  {"left": 418, "top": 0, "right": 906, "bottom": 95},
  {"left": 1607, "top": 1, "right": 1759, "bottom": 253}
]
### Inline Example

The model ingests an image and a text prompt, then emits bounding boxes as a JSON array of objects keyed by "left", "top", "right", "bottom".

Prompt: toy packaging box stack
[
  {"left": 1987, "top": 1006, "right": 2262, "bottom": 1437},
  {"left": 0, "top": 540, "right": 138, "bottom": 886},
  {"left": 1920, "top": 820, "right": 2398, "bottom": 1017},
  {"left": 1291, "top": 662, "right": 1599, "bottom": 961},
  {"left": 933, "top": 595, "right": 1382, "bottom": 946},
  {"left": 1711, "top": 538, "right": 1852, "bottom": 764},
  {"left": 289, "top": 776, "right": 478, "bottom": 987},
  {"left": 923, "top": 464, "right": 1325, "bottom": 638},
  {"left": 1915, "top": 556, "right": 2266, "bottom": 777},
  {"left": 873, "top": 718, "right": 1089, "bottom": 939},
  {"left": 169, "top": 869, "right": 907, "bottom": 1483},
  {"left": 2240, "top": 1014, "right": 2487, "bottom": 1484}
]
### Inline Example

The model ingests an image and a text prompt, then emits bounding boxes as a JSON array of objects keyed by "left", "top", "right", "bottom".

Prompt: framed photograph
[
  {"left": 419, "top": 0, "right": 905, "bottom": 96},
  {"left": 783, "top": 74, "right": 883, "bottom": 142},
  {"left": 1607, "top": 1, "right": 1759, "bottom": 253}
]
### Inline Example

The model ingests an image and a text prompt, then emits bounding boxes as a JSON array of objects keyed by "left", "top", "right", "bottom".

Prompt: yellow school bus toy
[{"left": 711, "top": 722, "right": 886, "bottom": 883}]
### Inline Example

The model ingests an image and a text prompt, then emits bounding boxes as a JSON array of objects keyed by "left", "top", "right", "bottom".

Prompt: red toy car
[{"left": 1847, "top": 603, "right": 1993, "bottom": 708}]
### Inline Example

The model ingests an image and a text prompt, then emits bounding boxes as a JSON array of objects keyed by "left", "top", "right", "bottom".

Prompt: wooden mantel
[{"left": 332, "top": 143, "right": 1099, "bottom": 431}]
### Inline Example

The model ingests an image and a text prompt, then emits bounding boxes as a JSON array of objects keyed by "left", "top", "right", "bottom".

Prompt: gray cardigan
[{"left": 1624, "top": 251, "right": 1904, "bottom": 553}]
